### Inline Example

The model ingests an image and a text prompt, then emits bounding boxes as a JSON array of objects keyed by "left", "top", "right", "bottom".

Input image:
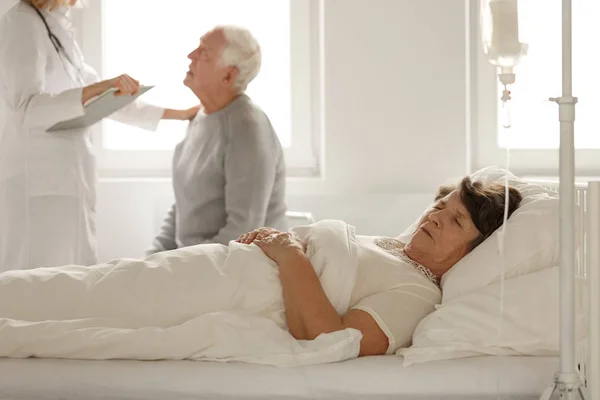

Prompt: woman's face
[{"left": 404, "top": 189, "right": 481, "bottom": 276}]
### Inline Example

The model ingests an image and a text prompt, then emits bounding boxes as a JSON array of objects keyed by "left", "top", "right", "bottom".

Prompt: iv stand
[{"left": 539, "top": 0, "right": 586, "bottom": 398}]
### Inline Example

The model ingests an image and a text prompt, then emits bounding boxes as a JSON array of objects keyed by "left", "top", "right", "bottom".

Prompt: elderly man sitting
[{"left": 147, "top": 25, "right": 287, "bottom": 255}]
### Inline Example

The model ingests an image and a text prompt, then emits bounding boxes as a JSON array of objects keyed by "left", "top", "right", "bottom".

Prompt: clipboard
[{"left": 47, "top": 85, "right": 155, "bottom": 132}]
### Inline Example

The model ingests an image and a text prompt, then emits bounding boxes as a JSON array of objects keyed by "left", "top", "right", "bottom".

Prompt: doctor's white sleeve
[
  {"left": 146, "top": 204, "right": 178, "bottom": 256},
  {"left": 0, "top": 15, "right": 85, "bottom": 131},
  {"left": 82, "top": 65, "right": 165, "bottom": 132},
  {"left": 108, "top": 100, "right": 165, "bottom": 132}
]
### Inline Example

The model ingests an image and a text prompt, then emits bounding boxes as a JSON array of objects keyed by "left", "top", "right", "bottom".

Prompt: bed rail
[
  {"left": 526, "top": 179, "right": 600, "bottom": 399},
  {"left": 586, "top": 182, "right": 600, "bottom": 400}
]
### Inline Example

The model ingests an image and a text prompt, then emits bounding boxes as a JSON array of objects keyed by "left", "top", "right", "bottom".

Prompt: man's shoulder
[
  {"left": 223, "top": 96, "right": 278, "bottom": 140},
  {"left": 227, "top": 95, "right": 270, "bottom": 124}
]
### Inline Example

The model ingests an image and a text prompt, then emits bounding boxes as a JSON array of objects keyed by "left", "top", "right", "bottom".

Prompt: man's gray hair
[{"left": 216, "top": 25, "right": 262, "bottom": 93}]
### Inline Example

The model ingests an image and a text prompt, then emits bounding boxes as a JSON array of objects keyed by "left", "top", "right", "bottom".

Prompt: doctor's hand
[
  {"left": 162, "top": 105, "right": 202, "bottom": 121},
  {"left": 81, "top": 74, "right": 141, "bottom": 104},
  {"left": 107, "top": 74, "right": 141, "bottom": 96},
  {"left": 183, "top": 105, "right": 202, "bottom": 120}
]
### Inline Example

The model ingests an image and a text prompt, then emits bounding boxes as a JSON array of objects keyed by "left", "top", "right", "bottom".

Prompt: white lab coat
[{"left": 0, "top": 3, "right": 164, "bottom": 272}]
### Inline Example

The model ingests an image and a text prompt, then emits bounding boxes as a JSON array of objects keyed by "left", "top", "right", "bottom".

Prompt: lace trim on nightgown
[{"left": 373, "top": 237, "right": 439, "bottom": 286}]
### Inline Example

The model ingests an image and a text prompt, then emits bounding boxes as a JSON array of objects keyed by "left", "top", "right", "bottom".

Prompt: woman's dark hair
[{"left": 434, "top": 177, "right": 523, "bottom": 251}]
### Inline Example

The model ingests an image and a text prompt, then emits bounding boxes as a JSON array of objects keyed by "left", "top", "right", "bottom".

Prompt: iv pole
[
  {"left": 480, "top": 0, "right": 586, "bottom": 398},
  {"left": 540, "top": 0, "right": 586, "bottom": 398}
]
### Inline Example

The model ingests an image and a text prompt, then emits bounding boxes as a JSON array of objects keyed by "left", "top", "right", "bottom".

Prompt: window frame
[
  {"left": 469, "top": 0, "right": 600, "bottom": 176},
  {"left": 75, "top": 0, "right": 322, "bottom": 178}
]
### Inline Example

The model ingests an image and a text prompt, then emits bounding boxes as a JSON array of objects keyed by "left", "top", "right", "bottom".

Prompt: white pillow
[
  {"left": 397, "top": 166, "right": 560, "bottom": 301},
  {"left": 442, "top": 195, "right": 559, "bottom": 301},
  {"left": 397, "top": 266, "right": 587, "bottom": 366}
]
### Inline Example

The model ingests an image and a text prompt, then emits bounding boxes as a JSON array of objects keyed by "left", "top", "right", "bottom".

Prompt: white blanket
[{"left": 0, "top": 220, "right": 362, "bottom": 367}]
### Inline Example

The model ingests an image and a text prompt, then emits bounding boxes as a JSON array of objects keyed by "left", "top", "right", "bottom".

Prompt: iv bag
[{"left": 481, "top": 0, "right": 528, "bottom": 69}]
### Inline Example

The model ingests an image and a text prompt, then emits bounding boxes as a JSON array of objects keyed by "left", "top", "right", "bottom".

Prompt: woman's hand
[
  {"left": 82, "top": 74, "right": 141, "bottom": 105},
  {"left": 235, "top": 227, "right": 280, "bottom": 245},
  {"left": 106, "top": 74, "right": 140, "bottom": 96},
  {"left": 161, "top": 105, "right": 202, "bottom": 121},
  {"left": 254, "top": 232, "right": 307, "bottom": 265},
  {"left": 183, "top": 105, "right": 201, "bottom": 120}
]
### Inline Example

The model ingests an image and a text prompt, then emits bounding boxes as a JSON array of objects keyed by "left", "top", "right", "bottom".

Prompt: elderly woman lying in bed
[
  {"left": 0, "top": 176, "right": 522, "bottom": 364},
  {"left": 236, "top": 176, "right": 522, "bottom": 357}
]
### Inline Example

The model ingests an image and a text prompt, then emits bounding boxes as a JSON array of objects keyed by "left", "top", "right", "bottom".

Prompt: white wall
[{"left": 96, "top": 0, "right": 470, "bottom": 261}]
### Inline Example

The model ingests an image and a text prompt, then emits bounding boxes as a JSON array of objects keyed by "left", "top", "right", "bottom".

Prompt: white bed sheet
[{"left": 0, "top": 355, "right": 558, "bottom": 400}]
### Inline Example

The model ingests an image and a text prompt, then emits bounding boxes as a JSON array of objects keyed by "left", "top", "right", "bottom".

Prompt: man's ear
[{"left": 221, "top": 66, "right": 239, "bottom": 88}]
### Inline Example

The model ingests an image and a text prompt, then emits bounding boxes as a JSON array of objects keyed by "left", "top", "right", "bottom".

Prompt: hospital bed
[
  {"left": 0, "top": 179, "right": 597, "bottom": 400},
  {"left": 0, "top": 356, "right": 556, "bottom": 400}
]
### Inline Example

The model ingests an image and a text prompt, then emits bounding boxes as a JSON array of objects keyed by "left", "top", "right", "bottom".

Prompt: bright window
[
  {"left": 496, "top": 0, "right": 599, "bottom": 149},
  {"left": 79, "top": 0, "right": 319, "bottom": 176},
  {"left": 474, "top": 0, "right": 600, "bottom": 173}
]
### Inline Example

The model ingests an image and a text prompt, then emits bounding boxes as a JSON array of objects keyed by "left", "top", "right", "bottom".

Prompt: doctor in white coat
[{"left": 0, "top": 0, "right": 200, "bottom": 272}]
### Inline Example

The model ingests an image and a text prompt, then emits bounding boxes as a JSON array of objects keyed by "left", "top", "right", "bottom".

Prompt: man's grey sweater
[{"left": 147, "top": 94, "right": 288, "bottom": 254}]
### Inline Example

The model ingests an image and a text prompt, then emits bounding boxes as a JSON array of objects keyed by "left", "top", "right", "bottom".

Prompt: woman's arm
[
  {"left": 108, "top": 100, "right": 199, "bottom": 131},
  {"left": 277, "top": 250, "right": 389, "bottom": 356},
  {"left": 162, "top": 106, "right": 201, "bottom": 121},
  {"left": 253, "top": 232, "right": 389, "bottom": 357},
  {"left": 81, "top": 81, "right": 111, "bottom": 105},
  {"left": 82, "top": 66, "right": 199, "bottom": 128}
]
